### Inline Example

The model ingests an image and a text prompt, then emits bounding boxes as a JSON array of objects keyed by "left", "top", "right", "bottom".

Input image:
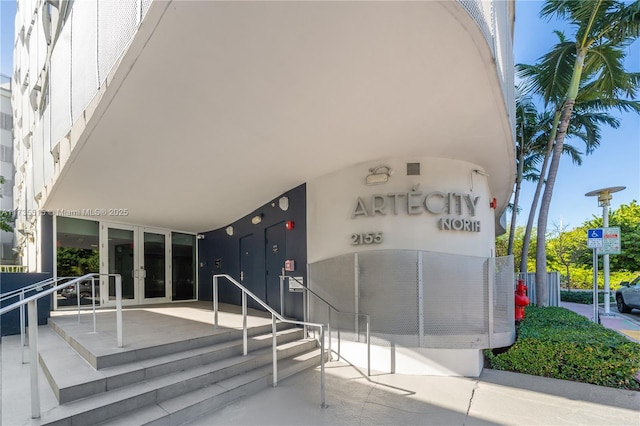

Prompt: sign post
[
  {"left": 587, "top": 229, "right": 603, "bottom": 324},
  {"left": 591, "top": 248, "right": 599, "bottom": 324},
  {"left": 585, "top": 186, "right": 625, "bottom": 315},
  {"left": 600, "top": 226, "right": 621, "bottom": 314}
]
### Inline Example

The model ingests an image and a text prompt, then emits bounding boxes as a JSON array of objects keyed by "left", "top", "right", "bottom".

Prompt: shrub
[
  {"left": 559, "top": 268, "right": 639, "bottom": 290},
  {"left": 485, "top": 306, "right": 640, "bottom": 390},
  {"left": 560, "top": 290, "right": 611, "bottom": 304}
]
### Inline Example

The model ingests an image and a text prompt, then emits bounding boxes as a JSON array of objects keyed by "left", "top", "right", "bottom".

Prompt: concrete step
[
  {"left": 39, "top": 327, "right": 304, "bottom": 404},
  {"left": 48, "top": 317, "right": 293, "bottom": 369},
  {"left": 32, "top": 339, "right": 319, "bottom": 426},
  {"left": 99, "top": 348, "right": 326, "bottom": 426}
]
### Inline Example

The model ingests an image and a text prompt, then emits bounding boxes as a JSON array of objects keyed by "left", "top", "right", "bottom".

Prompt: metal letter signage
[{"left": 350, "top": 189, "right": 481, "bottom": 233}]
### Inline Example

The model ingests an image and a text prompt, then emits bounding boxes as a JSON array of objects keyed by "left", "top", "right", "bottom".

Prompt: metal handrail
[
  {"left": 213, "top": 274, "right": 327, "bottom": 408},
  {"left": 0, "top": 273, "right": 123, "bottom": 419},
  {"left": 0, "top": 276, "right": 60, "bottom": 301},
  {"left": 281, "top": 275, "right": 371, "bottom": 376},
  {"left": 2, "top": 276, "right": 64, "bottom": 365}
]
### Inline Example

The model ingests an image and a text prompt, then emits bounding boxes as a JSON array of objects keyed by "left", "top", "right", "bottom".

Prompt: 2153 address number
[{"left": 351, "top": 232, "right": 383, "bottom": 245}]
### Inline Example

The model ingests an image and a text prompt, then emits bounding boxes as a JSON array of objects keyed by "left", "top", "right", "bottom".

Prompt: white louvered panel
[
  {"left": 28, "top": 20, "right": 39, "bottom": 94},
  {"left": 49, "top": 19, "right": 72, "bottom": 149},
  {"left": 36, "top": 5, "right": 48, "bottom": 83},
  {"left": 32, "top": 117, "right": 44, "bottom": 197},
  {"left": 42, "top": 105, "right": 54, "bottom": 184},
  {"left": 71, "top": 0, "right": 98, "bottom": 123},
  {"left": 97, "top": 0, "right": 139, "bottom": 85}
]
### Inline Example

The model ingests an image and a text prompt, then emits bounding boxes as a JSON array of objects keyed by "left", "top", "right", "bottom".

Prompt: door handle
[
  {"left": 240, "top": 271, "right": 244, "bottom": 281},
  {"left": 141, "top": 267, "right": 146, "bottom": 279}
]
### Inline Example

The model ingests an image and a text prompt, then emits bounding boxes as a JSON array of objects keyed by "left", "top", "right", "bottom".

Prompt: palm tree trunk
[
  {"left": 519, "top": 111, "right": 560, "bottom": 274},
  {"left": 508, "top": 181, "right": 521, "bottom": 256},
  {"left": 508, "top": 145, "right": 524, "bottom": 255},
  {"left": 535, "top": 50, "right": 586, "bottom": 306},
  {"left": 519, "top": 147, "right": 548, "bottom": 273}
]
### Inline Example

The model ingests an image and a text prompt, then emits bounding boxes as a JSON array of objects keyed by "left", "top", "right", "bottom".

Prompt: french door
[{"left": 100, "top": 223, "right": 171, "bottom": 306}]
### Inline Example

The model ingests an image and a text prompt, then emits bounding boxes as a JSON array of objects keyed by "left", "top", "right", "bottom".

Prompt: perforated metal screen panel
[
  {"left": 309, "top": 254, "right": 357, "bottom": 337},
  {"left": 28, "top": 19, "right": 39, "bottom": 93},
  {"left": 493, "top": 256, "right": 514, "bottom": 333},
  {"left": 457, "top": 0, "right": 494, "bottom": 54},
  {"left": 72, "top": 1, "right": 99, "bottom": 123},
  {"left": 97, "top": 0, "right": 139, "bottom": 84},
  {"left": 309, "top": 253, "right": 355, "bottom": 313},
  {"left": 50, "top": 22, "right": 72, "bottom": 147},
  {"left": 142, "top": 0, "right": 153, "bottom": 20},
  {"left": 422, "top": 252, "right": 488, "bottom": 335},
  {"left": 359, "top": 251, "right": 419, "bottom": 336},
  {"left": 32, "top": 120, "right": 44, "bottom": 196},
  {"left": 309, "top": 251, "right": 515, "bottom": 350}
]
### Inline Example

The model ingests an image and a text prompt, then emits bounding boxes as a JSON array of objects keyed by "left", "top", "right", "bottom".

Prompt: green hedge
[
  {"left": 560, "top": 290, "right": 610, "bottom": 304},
  {"left": 485, "top": 306, "right": 640, "bottom": 390}
]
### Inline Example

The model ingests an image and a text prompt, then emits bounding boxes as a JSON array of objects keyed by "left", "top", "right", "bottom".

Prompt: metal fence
[
  {"left": 309, "top": 251, "right": 515, "bottom": 350},
  {"left": 517, "top": 272, "right": 561, "bottom": 307}
]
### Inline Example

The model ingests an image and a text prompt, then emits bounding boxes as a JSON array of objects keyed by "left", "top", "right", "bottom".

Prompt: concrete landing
[
  {"left": 0, "top": 302, "right": 289, "bottom": 425},
  {"left": 48, "top": 302, "right": 274, "bottom": 367}
]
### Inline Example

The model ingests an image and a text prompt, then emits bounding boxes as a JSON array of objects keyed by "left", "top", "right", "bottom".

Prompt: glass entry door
[
  {"left": 140, "top": 229, "right": 171, "bottom": 303},
  {"left": 101, "top": 224, "right": 137, "bottom": 306},
  {"left": 100, "top": 224, "right": 171, "bottom": 306}
]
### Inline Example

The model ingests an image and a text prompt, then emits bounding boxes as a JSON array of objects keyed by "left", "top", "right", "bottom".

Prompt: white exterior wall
[
  {"left": 307, "top": 157, "right": 502, "bottom": 376},
  {"left": 307, "top": 157, "right": 494, "bottom": 263}
]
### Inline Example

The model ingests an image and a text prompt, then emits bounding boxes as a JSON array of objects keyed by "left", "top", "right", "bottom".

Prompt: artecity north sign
[{"left": 351, "top": 190, "right": 481, "bottom": 232}]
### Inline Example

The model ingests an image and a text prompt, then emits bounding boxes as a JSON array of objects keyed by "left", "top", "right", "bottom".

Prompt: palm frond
[
  {"left": 574, "top": 96, "right": 640, "bottom": 114},
  {"left": 598, "top": 1, "right": 640, "bottom": 44},
  {"left": 559, "top": 143, "right": 584, "bottom": 165},
  {"left": 584, "top": 43, "right": 637, "bottom": 98},
  {"left": 517, "top": 34, "right": 576, "bottom": 106}
]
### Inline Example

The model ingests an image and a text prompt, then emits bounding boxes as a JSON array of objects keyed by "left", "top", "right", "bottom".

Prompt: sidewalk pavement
[
  {"left": 187, "top": 361, "right": 639, "bottom": 426},
  {"left": 187, "top": 303, "right": 640, "bottom": 426},
  {"left": 560, "top": 301, "right": 640, "bottom": 343}
]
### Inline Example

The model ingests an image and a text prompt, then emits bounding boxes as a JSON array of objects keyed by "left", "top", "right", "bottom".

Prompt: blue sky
[
  {"left": 0, "top": 0, "right": 638, "bottom": 230},
  {"left": 0, "top": 0, "right": 15, "bottom": 77},
  {"left": 514, "top": 1, "right": 640, "bottom": 230}
]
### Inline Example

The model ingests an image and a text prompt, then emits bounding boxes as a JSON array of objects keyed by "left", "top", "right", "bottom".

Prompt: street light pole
[{"left": 585, "top": 186, "right": 625, "bottom": 315}]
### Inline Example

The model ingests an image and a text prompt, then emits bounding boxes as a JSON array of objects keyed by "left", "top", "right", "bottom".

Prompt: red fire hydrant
[{"left": 515, "top": 279, "right": 530, "bottom": 322}]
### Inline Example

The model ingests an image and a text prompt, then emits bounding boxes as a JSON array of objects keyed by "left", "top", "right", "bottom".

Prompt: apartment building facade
[
  {"left": 1, "top": 74, "right": 16, "bottom": 265},
  {"left": 12, "top": 0, "right": 516, "bottom": 375}
]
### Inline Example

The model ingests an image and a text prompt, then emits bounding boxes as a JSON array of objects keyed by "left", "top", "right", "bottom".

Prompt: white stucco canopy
[{"left": 45, "top": 1, "right": 514, "bottom": 233}]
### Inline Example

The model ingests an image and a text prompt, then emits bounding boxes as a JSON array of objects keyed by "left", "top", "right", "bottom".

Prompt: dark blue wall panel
[
  {"left": 41, "top": 214, "right": 54, "bottom": 274},
  {"left": 198, "top": 184, "right": 306, "bottom": 320},
  {"left": 1, "top": 273, "right": 53, "bottom": 336}
]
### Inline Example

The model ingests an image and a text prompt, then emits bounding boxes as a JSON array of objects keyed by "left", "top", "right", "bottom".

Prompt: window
[
  {"left": 0, "top": 113, "right": 12, "bottom": 130},
  {"left": 56, "top": 217, "right": 100, "bottom": 307},
  {"left": 0, "top": 145, "right": 13, "bottom": 162},
  {"left": 1, "top": 179, "right": 13, "bottom": 196},
  {"left": 172, "top": 233, "right": 196, "bottom": 300}
]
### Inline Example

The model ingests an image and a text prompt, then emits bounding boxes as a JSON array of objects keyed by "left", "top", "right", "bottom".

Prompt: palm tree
[
  {"left": 528, "top": 0, "right": 640, "bottom": 305},
  {"left": 514, "top": 93, "right": 620, "bottom": 274}
]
